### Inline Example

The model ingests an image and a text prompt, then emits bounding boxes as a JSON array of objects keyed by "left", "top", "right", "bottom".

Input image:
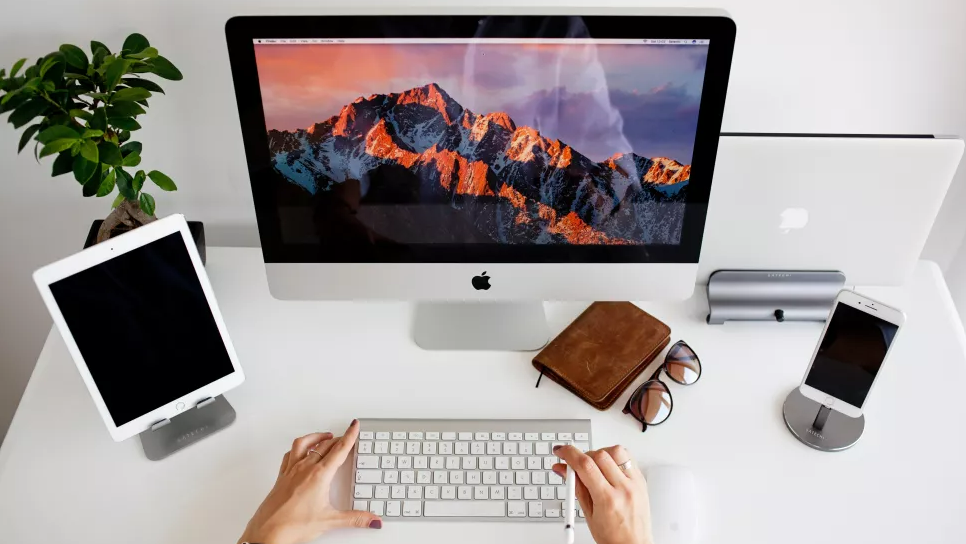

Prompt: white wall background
[{"left": 2, "top": 0, "right": 965, "bottom": 443}]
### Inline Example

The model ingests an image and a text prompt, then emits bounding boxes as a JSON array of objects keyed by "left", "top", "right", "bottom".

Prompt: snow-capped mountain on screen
[{"left": 267, "top": 83, "right": 691, "bottom": 245}]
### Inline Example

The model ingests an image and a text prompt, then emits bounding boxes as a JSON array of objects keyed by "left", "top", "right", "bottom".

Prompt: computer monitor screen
[{"left": 252, "top": 37, "right": 709, "bottom": 251}]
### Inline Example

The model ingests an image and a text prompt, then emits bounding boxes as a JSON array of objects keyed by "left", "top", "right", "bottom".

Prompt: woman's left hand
[{"left": 238, "top": 420, "right": 381, "bottom": 544}]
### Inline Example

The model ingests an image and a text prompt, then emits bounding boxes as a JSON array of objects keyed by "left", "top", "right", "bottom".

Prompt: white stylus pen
[{"left": 564, "top": 448, "right": 577, "bottom": 544}]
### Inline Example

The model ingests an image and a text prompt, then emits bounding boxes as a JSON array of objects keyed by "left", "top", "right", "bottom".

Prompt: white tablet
[{"left": 33, "top": 214, "right": 245, "bottom": 442}]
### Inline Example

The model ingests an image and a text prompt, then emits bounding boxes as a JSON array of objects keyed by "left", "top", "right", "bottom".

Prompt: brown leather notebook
[{"left": 533, "top": 302, "right": 671, "bottom": 410}]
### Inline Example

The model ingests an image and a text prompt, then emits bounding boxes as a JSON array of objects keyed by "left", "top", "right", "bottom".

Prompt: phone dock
[{"left": 782, "top": 388, "right": 865, "bottom": 452}]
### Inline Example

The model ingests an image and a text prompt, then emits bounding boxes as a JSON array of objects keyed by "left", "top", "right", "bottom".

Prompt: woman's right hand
[{"left": 552, "top": 444, "right": 653, "bottom": 544}]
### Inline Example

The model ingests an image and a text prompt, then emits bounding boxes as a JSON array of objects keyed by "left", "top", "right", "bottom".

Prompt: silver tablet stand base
[
  {"left": 782, "top": 388, "right": 864, "bottom": 452},
  {"left": 706, "top": 270, "right": 845, "bottom": 324},
  {"left": 139, "top": 395, "right": 236, "bottom": 461}
]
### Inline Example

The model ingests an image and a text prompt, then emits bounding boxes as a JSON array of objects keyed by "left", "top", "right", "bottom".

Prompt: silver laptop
[{"left": 697, "top": 134, "right": 963, "bottom": 286}]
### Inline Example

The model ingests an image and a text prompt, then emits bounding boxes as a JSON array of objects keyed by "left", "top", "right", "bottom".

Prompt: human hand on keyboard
[
  {"left": 238, "top": 420, "right": 382, "bottom": 544},
  {"left": 553, "top": 445, "right": 653, "bottom": 544}
]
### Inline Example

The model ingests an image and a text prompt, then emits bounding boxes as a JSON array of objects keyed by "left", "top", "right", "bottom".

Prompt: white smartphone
[{"left": 798, "top": 290, "right": 904, "bottom": 418}]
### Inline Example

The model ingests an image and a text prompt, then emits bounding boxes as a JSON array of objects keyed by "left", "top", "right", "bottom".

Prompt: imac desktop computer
[{"left": 226, "top": 14, "right": 736, "bottom": 349}]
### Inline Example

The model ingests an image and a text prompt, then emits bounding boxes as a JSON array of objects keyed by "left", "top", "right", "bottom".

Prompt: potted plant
[{"left": 0, "top": 33, "right": 203, "bottom": 256}]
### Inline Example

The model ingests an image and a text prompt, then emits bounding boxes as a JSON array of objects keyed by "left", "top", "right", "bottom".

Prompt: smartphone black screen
[{"left": 805, "top": 303, "right": 898, "bottom": 407}]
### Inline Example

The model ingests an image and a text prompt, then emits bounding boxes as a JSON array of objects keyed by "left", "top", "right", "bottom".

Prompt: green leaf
[
  {"left": 90, "top": 107, "right": 107, "bottom": 131},
  {"left": 73, "top": 155, "right": 97, "bottom": 183},
  {"left": 1, "top": 87, "right": 24, "bottom": 106},
  {"left": 86, "top": 92, "right": 110, "bottom": 100},
  {"left": 98, "top": 141, "right": 122, "bottom": 165},
  {"left": 0, "top": 92, "right": 28, "bottom": 114},
  {"left": 68, "top": 108, "right": 93, "bottom": 121},
  {"left": 111, "top": 193, "right": 125, "bottom": 208},
  {"left": 115, "top": 167, "right": 135, "bottom": 199},
  {"left": 52, "top": 151, "right": 73, "bottom": 176},
  {"left": 8, "top": 98, "right": 48, "bottom": 128},
  {"left": 120, "top": 141, "right": 142, "bottom": 156},
  {"left": 136, "top": 99, "right": 148, "bottom": 108},
  {"left": 111, "top": 87, "right": 151, "bottom": 102},
  {"left": 37, "top": 125, "right": 80, "bottom": 144},
  {"left": 79, "top": 139, "right": 98, "bottom": 163},
  {"left": 107, "top": 101, "right": 145, "bottom": 117},
  {"left": 117, "top": 130, "right": 131, "bottom": 143},
  {"left": 91, "top": 41, "right": 111, "bottom": 55},
  {"left": 22, "top": 77, "right": 41, "bottom": 91},
  {"left": 147, "top": 56, "right": 182, "bottom": 80},
  {"left": 24, "top": 64, "right": 39, "bottom": 79},
  {"left": 82, "top": 171, "right": 101, "bottom": 197},
  {"left": 104, "top": 58, "right": 128, "bottom": 91},
  {"left": 147, "top": 170, "right": 177, "bottom": 191},
  {"left": 59, "top": 44, "right": 89, "bottom": 70},
  {"left": 138, "top": 192, "right": 156, "bottom": 215},
  {"left": 105, "top": 131, "right": 118, "bottom": 145},
  {"left": 10, "top": 58, "right": 26, "bottom": 78},
  {"left": 39, "top": 138, "right": 78, "bottom": 158},
  {"left": 110, "top": 117, "right": 141, "bottom": 131},
  {"left": 80, "top": 129, "right": 103, "bottom": 138},
  {"left": 122, "top": 151, "right": 142, "bottom": 167},
  {"left": 122, "top": 33, "right": 150, "bottom": 54},
  {"left": 17, "top": 124, "right": 41, "bottom": 153},
  {"left": 95, "top": 169, "right": 116, "bottom": 197},
  {"left": 39, "top": 54, "right": 62, "bottom": 77},
  {"left": 91, "top": 47, "right": 109, "bottom": 69},
  {"left": 126, "top": 47, "right": 158, "bottom": 60},
  {"left": 128, "top": 62, "right": 153, "bottom": 74},
  {"left": 133, "top": 169, "right": 145, "bottom": 192},
  {"left": 121, "top": 77, "right": 164, "bottom": 94}
]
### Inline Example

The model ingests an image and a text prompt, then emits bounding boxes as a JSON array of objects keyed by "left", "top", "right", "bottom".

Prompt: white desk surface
[{"left": 2, "top": 248, "right": 966, "bottom": 544}]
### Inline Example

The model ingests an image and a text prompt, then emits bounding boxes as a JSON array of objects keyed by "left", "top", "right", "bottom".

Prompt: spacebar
[{"left": 423, "top": 501, "right": 507, "bottom": 517}]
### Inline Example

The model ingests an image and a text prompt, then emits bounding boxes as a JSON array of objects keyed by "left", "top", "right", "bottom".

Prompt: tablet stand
[
  {"left": 782, "top": 388, "right": 864, "bottom": 452},
  {"left": 139, "top": 395, "right": 236, "bottom": 461},
  {"left": 706, "top": 270, "right": 845, "bottom": 324}
]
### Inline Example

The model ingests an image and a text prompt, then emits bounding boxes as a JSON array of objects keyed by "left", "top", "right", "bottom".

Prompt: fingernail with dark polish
[
  {"left": 553, "top": 445, "right": 561, "bottom": 451},
  {"left": 352, "top": 419, "right": 359, "bottom": 425},
  {"left": 369, "top": 519, "right": 382, "bottom": 529}
]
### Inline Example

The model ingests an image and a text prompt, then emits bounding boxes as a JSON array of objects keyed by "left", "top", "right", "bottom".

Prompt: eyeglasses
[{"left": 622, "top": 340, "right": 702, "bottom": 432}]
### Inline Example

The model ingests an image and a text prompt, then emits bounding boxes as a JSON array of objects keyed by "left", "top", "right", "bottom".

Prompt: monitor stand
[{"left": 413, "top": 302, "right": 550, "bottom": 351}]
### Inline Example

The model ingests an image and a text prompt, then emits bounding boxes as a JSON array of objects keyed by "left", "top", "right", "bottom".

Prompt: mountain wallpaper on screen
[{"left": 267, "top": 83, "right": 691, "bottom": 245}]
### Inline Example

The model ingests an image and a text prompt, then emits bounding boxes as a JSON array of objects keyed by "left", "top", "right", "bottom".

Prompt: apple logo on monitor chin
[
  {"left": 779, "top": 208, "right": 809, "bottom": 234},
  {"left": 472, "top": 272, "right": 491, "bottom": 291}
]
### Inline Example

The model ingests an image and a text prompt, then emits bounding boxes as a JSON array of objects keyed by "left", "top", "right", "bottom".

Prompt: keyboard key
[
  {"left": 508, "top": 486, "right": 522, "bottom": 499},
  {"left": 545, "top": 507, "right": 560, "bottom": 518},
  {"left": 409, "top": 432, "right": 423, "bottom": 440},
  {"left": 575, "top": 433, "right": 589, "bottom": 441},
  {"left": 446, "top": 457, "right": 460, "bottom": 469},
  {"left": 407, "top": 442, "right": 421, "bottom": 455},
  {"left": 503, "top": 443, "right": 518, "bottom": 455},
  {"left": 397, "top": 456, "right": 412, "bottom": 469},
  {"left": 462, "top": 457, "right": 477, "bottom": 470},
  {"left": 442, "top": 432, "right": 456, "bottom": 440},
  {"left": 524, "top": 486, "right": 538, "bottom": 500},
  {"left": 354, "top": 500, "right": 367, "bottom": 511},
  {"left": 459, "top": 432, "right": 473, "bottom": 441},
  {"left": 557, "top": 486, "right": 567, "bottom": 500},
  {"left": 487, "top": 442, "right": 501, "bottom": 455},
  {"left": 356, "top": 470, "right": 382, "bottom": 484},
  {"left": 391, "top": 485, "right": 406, "bottom": 499},
  {"left": 386, "top": 501, "right": 401, "bottom": 517},
  {"left": 578, "top": 506, "right": 585, "bottom": 518},
  {"left": 414, "top": 456, "right": 428, "bottom": 469},
  {"left": 508, "top": 501, "right": 527, "bottom": 517},
  {"left": 375, "top": 485, "right": 390, "bottom": 499},
  {"left": 425, "top": 485, "right": 439, "bottom": 499},
  {"left": 575, "top": 442, "right": 590, "bottom": 452},
  {"left": 354, "top": 485, "right": 373, "bottom": 499},
  {"left": 549, "top": 471, "right": 563, "bottom": 485},
  {"left": 430, "top": 456, "right": 444, "bottom": 469},
  {"left": 475, "top": 486, "right": 489, "bottom": 499},
  {"left": 434, "top": 471, "right": 448, "bottom": 484},
  {"left": 535, "top": 442, "right": 550, "bottom": 455},
  {"left": 369, "top": 500, "right": 385, "bottom": 516},
  {"left": 516, "top": 472, "right": 531, "bottom": 485},
  {"left": 491, "top": 486, "right": 505, "bottom": 499},
  {"left": 439, "top": 442, "right": 453, "bottom": 455},
  {"left": 375, "top": 432, "right": 390, "bottom": 440},
  {"left": 417, "top": 471, "right": 432, "bottom": 484},
  {"left": 407, "top": 486, "right": 422, "bottom": 499},
  {"left": 422, "top": 442, "right": 437, "bottom": 455},
  {"left": 528, "top": 501, "right": 544, "bottom": 517},
  {"left": 493, "top": 432, "right": 506, "bottom": 441},
  {"left": 441, "top": 486, "right": 456, "bottom": 499},
  {"left": 475, "top": 432, "right": 490, "bottom": 440},
  {"left": 424, "top": 500, "right": 506, "bottom": 517},
  {"left": 358, "top": 442, "right": 373, "bottom": 454},
  {"left": 402, "top": 500, "right": 422, "bottom": 517},
  {"left": 542, "top": 433, "right": 555, "bottom": 441},
  {"left": 483, "top": 471, "right": 497, "bottom": 484},
  {"left": 541, "top": 486, "right": 555, "bottom": 500},
  {"left": 524, "top": 433, "right": 538, "bottom": 441},
  {"left": 528, "top": 457, "right": 541, "bottom": 470},
  {"left": 450, "top": 471, "right": 464, "bottom": 484},
  {"left": 544, "top": 457, "right": 557, "bottom": 470},
  {"left": 519, "top": 443, "right": 533, "bottom": 455},
  {"left": 400, "top": 471, "right": 415, "bottom": 484},
  {"left": 532, "top": 471, "right": 547, "bottom": 485},
  {"left": 426, "top": 432, "right": 440, "bottom": 440},
  {"left": 479, "top": 457, "right": 494, "bottom": 470},
  {"left": 558, "top": 433, "right": 573, "bottom": 441},
  {"left": 384, "top": 471, "right": 399, "bottom": 484},
  {"left": 360, "top": 431, "right": 374, "bottom": 440},
  {"left": 357, "top": 455, "right": 379, "bottom": 469},
  {"left": 509, "top": 433, "right": 523, "bottom": 441},
  {"left": 381, "top": 456, "right": 396, "bottom": 469},
  {"left": 458, "top": 486, "right": 473, "bottom": 499},
  {"left": 374, "top": 442, "right": 389, "bottom": 454},
  {"left": 499, "top": 471, "right": 514, "bottom": 485},
  {"left": 471, "top": 442, "right": 485, "bottom": 455},
  {"left": 390, "top": 442, "right": 404, "bottom": 454},
  {"left": 393, "top": 432, "right": 407, "bottom": 440},
  {"left": 512, "top": 457, "right": 525, "bottom": 470},
  {"left": 466, "top": 471, "right": 481, "bottom": 484},
  {"left": 496, "top": 457, "right": 510, "bottom": 470},
  {"left": 455, "top": 442, "right": 469, "bottom": 455}
]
